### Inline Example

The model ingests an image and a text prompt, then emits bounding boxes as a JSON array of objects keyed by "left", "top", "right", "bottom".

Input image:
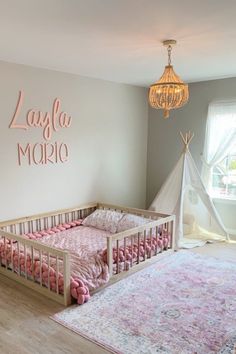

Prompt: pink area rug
[{"left": 51, "top": 251, "right": 236, "bottom": 354}]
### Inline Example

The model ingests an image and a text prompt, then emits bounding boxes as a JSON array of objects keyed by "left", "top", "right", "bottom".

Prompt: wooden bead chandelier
[{"left": 149, "top": 40, "right": 189, "bottom": 118}]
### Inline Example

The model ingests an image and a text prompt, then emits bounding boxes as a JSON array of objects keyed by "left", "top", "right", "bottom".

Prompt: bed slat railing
[
  {"left": 0, "top": 229, "right": 71, "bottom": 306},
  {"left": 0, "top": 202, "right": 176, "bottom": 307},
  {"left": 0, "top": 203, "right": 97, "bottom": 236},
  {"left": 106, "top": 215, "right": 175, "bottom": 277}
]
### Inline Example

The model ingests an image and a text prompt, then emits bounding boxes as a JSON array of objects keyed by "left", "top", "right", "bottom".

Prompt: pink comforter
[{"left": 39, "top": 225, "right": 110, "bottom": 291}]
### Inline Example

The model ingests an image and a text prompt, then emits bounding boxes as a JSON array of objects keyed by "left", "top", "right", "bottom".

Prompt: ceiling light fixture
[{"left": 148, "top": 40, "right": 189, "bottom": 118}]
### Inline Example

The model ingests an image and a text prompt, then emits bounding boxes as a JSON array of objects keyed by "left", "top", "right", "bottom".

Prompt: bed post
[
  {"left": 172, "top": 216, "right": 177, "bottom": 251},
  {"left": 107, "top": 236, "right": 113, "bottom": 277},
  {"left": 63, "top": 252, "right": 71, "bottom": 306}
]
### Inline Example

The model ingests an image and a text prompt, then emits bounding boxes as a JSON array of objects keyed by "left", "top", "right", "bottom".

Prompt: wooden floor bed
[{"left": 0, "top": 202, "right": 175, "bottom": 306}]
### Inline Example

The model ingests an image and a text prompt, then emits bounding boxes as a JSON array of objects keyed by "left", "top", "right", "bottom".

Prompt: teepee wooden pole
[
  {"left": 180, "top": 131, "right": 194, "bottom": 151},
  {"left": 188, "top": 132, "right": 194, "bottom": 144},
  {"left": 179, "top": 131, "right": 187, "bottom": 146}
]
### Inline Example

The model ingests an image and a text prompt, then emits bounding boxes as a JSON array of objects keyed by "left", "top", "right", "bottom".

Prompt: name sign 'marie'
[{"left": 9, "top": 90, "right": 72, "bottom": 166}]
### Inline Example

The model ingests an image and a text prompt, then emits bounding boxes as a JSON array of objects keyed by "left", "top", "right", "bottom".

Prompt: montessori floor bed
[{"left": 0, "top": 203, "right": 175, "bottom": 306}]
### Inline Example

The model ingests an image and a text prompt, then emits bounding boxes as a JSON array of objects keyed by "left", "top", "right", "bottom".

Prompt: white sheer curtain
[{"left": 202, "top": 101, "right": 236, "bottom": 192}]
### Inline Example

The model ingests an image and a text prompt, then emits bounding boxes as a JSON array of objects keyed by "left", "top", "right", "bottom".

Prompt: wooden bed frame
[{"left": 0, "top": 202, "right": 175, "bottom": 306}]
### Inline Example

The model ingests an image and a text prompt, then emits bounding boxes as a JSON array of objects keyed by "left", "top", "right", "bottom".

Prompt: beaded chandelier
[{"left": 149, "top": 40, "right": 189, "bottom": 118}]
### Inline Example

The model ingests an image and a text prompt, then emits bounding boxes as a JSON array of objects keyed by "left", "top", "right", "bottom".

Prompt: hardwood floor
[
  {"left": 0, "top": 242, "right": 235, "bottom": 354},
  {"left": 0, "top": 274, "right": 109, "bottom": 354}
]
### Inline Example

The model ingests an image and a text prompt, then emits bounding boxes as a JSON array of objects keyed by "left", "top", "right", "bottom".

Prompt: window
[
  {"left": 202, "top": 101, "right": 236, "bottom": 199},
  {"left": 212, "top": 145, "right": 236, "bottom": 198}
]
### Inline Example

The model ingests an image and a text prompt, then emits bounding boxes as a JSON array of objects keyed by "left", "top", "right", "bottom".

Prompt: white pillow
[
  {"left": 116, "top": 214, "right": 150, "bottom": 233},
  {"left": 82, "top": 209, "right": 124, "bottom": 233}
]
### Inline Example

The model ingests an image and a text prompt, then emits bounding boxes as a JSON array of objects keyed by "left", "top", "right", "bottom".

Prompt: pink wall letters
[{"left": 9, "top": 90, "right": 72, "bottom": 166}]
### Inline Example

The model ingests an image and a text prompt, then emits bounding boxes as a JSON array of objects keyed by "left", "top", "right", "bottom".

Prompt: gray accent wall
[
  {"left": 0, "top": 61, "right": 148, "bottom": 221},
  {"left": 147, "top": 77, "right": 236, "bottom": 233}
]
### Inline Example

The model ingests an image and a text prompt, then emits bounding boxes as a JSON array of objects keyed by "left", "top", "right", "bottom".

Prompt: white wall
[
  {"left": 147, "top": 77, "right": 236, "bottom": 234},
  {"left": 0, "top": 61, "right": 148, "bottom": 221}
]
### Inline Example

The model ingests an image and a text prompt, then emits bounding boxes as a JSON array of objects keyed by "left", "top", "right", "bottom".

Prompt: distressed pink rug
[{"left": 51, "top": 251, "right": 236, "bottom": 354}]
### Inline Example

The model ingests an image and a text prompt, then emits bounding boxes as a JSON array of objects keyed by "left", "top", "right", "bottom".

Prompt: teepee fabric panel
[
  {"left": 149, "top": 135, "right": 228, "bottom": 249},
  {"left": 185, "top": 152, "right": 227, "bottom": 237},
  {"left": 149, "top": 154, "right": 184, "bottom": 215}
]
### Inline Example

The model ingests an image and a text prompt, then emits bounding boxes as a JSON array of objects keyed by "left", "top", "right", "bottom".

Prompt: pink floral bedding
[
  {"left": 0, "top": 225, "right": 110, "bottom": 305},
  {"left": 38, "top": 226, "right": 110, "bottom": 291},
  {"left": 0, "top": 223, "right": 171, "bottom": 306}
]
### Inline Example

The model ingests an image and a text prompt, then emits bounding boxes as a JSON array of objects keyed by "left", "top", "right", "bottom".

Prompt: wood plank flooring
[
  {"left": 0, "top": 273, "right": 109, "bottom": 354},
  {"left": 0, "top": 242, "right": 235, "bottom": 354}
]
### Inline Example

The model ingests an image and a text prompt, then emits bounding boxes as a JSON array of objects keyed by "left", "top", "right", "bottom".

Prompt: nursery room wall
[
  {"left": 0, "top": 61, "right": 148, "bottom": 221},
  {"left": 147, "top": 76, "right": 236, "bottom": 235}
]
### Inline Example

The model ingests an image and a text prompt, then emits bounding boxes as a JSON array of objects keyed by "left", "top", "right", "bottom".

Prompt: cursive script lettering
[
  {"left": 10, "top": 91, "right": 72, "bottom": 141},
  {"left": 9, "top": 91, "right": 28, "bottom": 130}
]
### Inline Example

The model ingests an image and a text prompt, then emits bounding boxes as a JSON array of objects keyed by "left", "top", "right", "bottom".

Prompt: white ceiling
[{"left": 0, "top": 0, "right": 236, "bottom": 87}]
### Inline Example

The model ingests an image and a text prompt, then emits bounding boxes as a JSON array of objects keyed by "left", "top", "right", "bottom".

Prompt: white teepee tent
[{"left": 149, "top": 132, "right": 229, "bottom": 249}]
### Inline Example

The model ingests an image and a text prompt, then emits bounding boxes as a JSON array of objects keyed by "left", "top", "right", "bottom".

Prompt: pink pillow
[
  {"left": 82, "top": 210, "right": 124, "bottom": 233},
  {"left": 116, "top": 214, "right": 150, "bottom": 233}
]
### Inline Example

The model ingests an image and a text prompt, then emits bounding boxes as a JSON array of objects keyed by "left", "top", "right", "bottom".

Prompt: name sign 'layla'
[{"left": 9, "top": 90, "right": 72, "bottom": 166}]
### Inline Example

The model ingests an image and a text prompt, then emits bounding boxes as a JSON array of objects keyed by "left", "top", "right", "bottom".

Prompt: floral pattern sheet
[{"left": 39, "top": 225, "right": 110, "bottom": 290}]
